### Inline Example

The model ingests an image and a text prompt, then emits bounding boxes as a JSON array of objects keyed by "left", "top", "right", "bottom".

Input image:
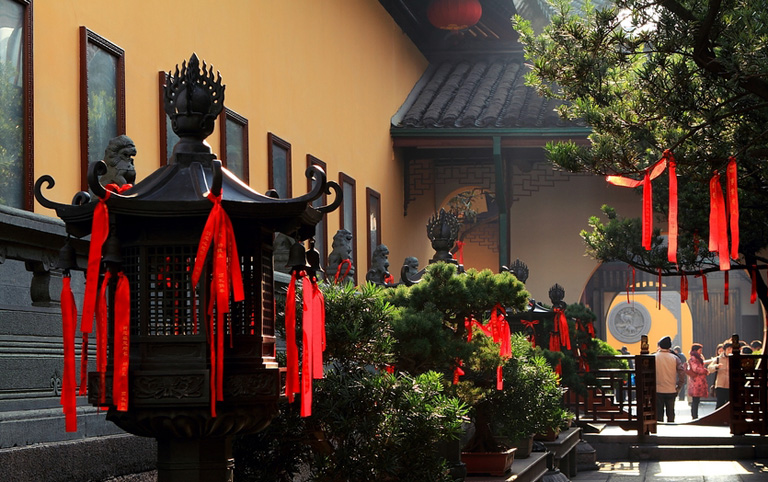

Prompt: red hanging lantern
[{"left": 427, "top": 0, "right": 483, "bottom": 31}]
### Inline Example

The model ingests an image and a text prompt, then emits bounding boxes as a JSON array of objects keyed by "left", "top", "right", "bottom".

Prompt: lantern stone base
[{"left": 157, "top": 436, "right": 233, "bottom": 482}]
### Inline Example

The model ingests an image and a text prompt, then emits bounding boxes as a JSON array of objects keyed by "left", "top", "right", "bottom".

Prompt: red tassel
[
  {"left": 727, "top": 158, "right": 739, "bottom": 260},
  {"left": 113, "top": 272, "right": 130, "bottom": 411},
  {"left": 496, "top": 365, "right": 504, "bottom": 390},
  {"left": 724, "top": 271, "right": 729, "bottom": 305},
  {"left": 751, "top": 266, "right": 757, "bottom": 304},
  {"left": 667, "top": 152, "right": 678, "bottom": 263},
  {"left": 453, "top": 359, "right": 464, "bottom": 385},
  {"left": 61, "top": 275, "right": 78, "bottom": 432},
  {"left": 698, "top": 271, "right": 709, "bottom": 301}
]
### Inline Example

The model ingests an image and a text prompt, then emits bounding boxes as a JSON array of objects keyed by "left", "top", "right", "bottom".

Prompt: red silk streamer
[
  {"left": 334, "top": 259, "right": 352, "bottom": 284},
  {"left": 78, "top": 184, "right": 131, "bottom": 394},
  {"left": 300, "top": 275, "right": 326, "bottom": 417},
  {"left": 727, "top": 158, "right": 739, "bottom": 260},
  {"left": 521, "top": 319, "right": 539, "bottom": 347},
  {"left": 667, "top": 152, "right": 678, "bottom": 263},
  {"left": 96, "top": 271, "right": 111, "bottom": 405},
  {"left": 696, "top": 271, "right": 709, "bottom": 301},
  {"left": 709, "top": 172, "right": 730, "bottom": 271},
  {"left": 626, "top": 266, "right": 636, "bottom": 303},
  {"left": 657, "top": 269, "right": 662, "bottom": 310},
  {"left": 750, "top": 266, "right": 757, "bottom": 304},
  {"left": 60, "top": 275, "right": 78, "bottom": 432},
  {"left": 607, "top": 158, "right": 666, "bottom": 250},
  {"left": 724, "top": 271, "right": 729, "bottom": 306},
  {"left": 191, "top": 192, "right": 245, "bottom": 417},
  {"left": 553, "top": 307, "right": 571, "bottom": 350},
  {"left": 455, "top": 241, "right": 465, "bottom": 265},
  {"left": 680, "top": 274, "right": 688, "bottom": 303},
  {"left": 284, "top": 271, "right": 301, "bottom": 403},
  {"left": 113, "top": 272, "right": 130, "bottom": 412}
]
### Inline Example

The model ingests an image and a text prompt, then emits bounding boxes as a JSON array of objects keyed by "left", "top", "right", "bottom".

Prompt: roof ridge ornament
[{"left": 164, "top": 53, "right": 225, "bottom": 159}]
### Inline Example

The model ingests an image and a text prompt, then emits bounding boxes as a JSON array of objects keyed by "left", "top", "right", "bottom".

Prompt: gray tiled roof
[{"left": 392, "top": 57, "right": 577, "bottom": 130}]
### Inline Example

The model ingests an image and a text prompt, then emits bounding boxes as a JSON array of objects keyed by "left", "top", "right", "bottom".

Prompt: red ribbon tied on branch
[
  {"left": 455, "top": 240, "right": 465, "bottom": 265},
  {"left": 726, "top": 158, "right": 739, "bottom": 260},
  {"left": 191, "top": 192, "right": 245, "bottom": 417},
  {"left": 490, "top": 304, "right": 511, "bottom": 390},
  {"left": 606, "top": 156, "right": 667, "bottom": 250},
  {"left": 666, "top": 151, "right": 678, "bottom": 263},
  {"left": 709, "top": 171, "right": 731, "bottom": 271}
]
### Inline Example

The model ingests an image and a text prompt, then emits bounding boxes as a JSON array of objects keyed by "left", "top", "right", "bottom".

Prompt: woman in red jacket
[{"left": 686, "top": 343, "right": 709, "bottom": 419}]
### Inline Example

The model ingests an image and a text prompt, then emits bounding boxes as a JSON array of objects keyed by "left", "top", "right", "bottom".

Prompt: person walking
[
  {"left": 708, "top": 341, "right": 732, "bottom": 409},
  {"left": 655, "top": 336, "right": 684, "bottom": 423},
  {"left": 674, "top": 346, "right": 687, "bottom": 400},
  {"left": 685, "top": 343, "right": 709, "bottom": 419}
]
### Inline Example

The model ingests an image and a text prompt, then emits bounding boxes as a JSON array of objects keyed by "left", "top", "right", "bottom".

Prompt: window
[
  {"left": 366, "top": 188, "right": 381, "bottom": 272},
  {"left": 80, "top": 27, "right": 125, "bottom": 191},
  {"left": 339, "top": 172, "right": 357, "bottom": 282},
  {"left": 267, "top": 133, "right": 291, "bottom": 198},
  {"left": 307, "top": 155, "right": 328, "bottom": 267},
  {"left": 158, "top": 71, "right": 179, "bottom": 164},
  {"left": 0, "top": 0, "right": 32, "bottom": 210},
  {"left": 220, "top": 108, "right": 249, "bottom": 182}
]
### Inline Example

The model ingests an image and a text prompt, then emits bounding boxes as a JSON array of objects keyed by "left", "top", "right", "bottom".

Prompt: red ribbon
[
  {"left": 453, "top": 359, "right": 465, "bottom": 385},
  {"left": 657, "top": 268, "right": 662, "bottom": 309},
  {"left": 284, "top": 271, "right": 301, "bottom": 403},
  {"left": 334, "top": 259, "right": 352, "bottom": 284},
  {"left": 680, "top": 274, "right": 688, "bottom": 303},
  {"left": 709, "top": 172, "right": 730, "bottom": 271},
  {"left": 750, "top": 266, "right": 757, "bottom": 304},
  {"left": 191, "top": 192, "right": 244, "bottom": 417},
  {"left": 78, "top": 184, "right": 132, "bottom": 394},
  {"left": 724, "top": 271, "right": 729, "bottom": 306},
  {"left": 696, "top": 271, "right": 709, "bottom": 301},
  {"left": 285, "top": 270, "right": 326, "bottom": 416},
  {"left": 60, "top": 275, "right": 78, "bottom": 432},
  {"left": 726, "top": 157, "right": 739, "bottom": 260},
  {"left": 553, "top": 307, "right": 571, "bottom": 350},
  {"left": 455, "top": 240, "right": 465, "bottom": 265},
  {"left": 607, "top": 158, "right": 666, "bottom": 250},
  {"left": 667, "top": 152, "right": 678, "bottom": 263},
  {"left": 521, "top": 319, "right": 539, "bottom": 347},
  {"left": 96, "top": 271, "right": 110, "bottom": 405},
  {"left": 113, "top": 272, "right": 130, "bottom": 412},
  {"left": 626, "top": 265, "right": 636, "bottom": 303}
]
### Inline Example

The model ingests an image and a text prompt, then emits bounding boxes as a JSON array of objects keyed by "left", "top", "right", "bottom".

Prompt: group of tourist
[{"left": 653, "top": 336, "right": 763, "bottom": 422}]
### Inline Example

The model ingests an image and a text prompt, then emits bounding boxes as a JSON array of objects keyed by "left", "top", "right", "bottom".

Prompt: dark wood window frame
[
  {"left": 366, "top": 187, "right": 382, "bottom": 273},
  {"left": 79, "top": 26, "right": 125, "bottom": 191},
  {"left": 267, "top": 132, "right": 292, "bottom": 198},
  {"left": 339, "top": 172, "right": 357, "bottom": 283},
  {"left": 12, "top": 0, "right": 33, "bottom": 210},
  {"left": 307, "top": 155, "right": 328, "bottom": 265},
  {"left": 220, "top": 107, "right": 249, "bottom": 183}
]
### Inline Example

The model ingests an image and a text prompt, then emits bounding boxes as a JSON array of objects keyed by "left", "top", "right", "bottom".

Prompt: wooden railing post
[{"left": 634, "top": 353, "right": 657, "bottom": 435}]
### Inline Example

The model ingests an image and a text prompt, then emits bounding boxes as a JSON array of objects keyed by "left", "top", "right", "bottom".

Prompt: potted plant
[{"left": 388, "top": 264, "right": 567, "bottom": 474}]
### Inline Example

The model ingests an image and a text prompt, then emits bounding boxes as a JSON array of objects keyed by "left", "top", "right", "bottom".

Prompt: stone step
[
  {"left": 466, "top": 452, "right": 549, "bottom": 482},
  {"left": 629, "top": 444, "right": 756, "bottom": 461}
]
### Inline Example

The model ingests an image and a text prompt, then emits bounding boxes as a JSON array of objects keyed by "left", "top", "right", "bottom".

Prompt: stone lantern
[{"left": 35, "top": 54, "right": 340, "bottom": 482}]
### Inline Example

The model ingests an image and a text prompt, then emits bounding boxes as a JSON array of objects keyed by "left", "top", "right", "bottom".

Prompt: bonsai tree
[{"left": 388, "top": 263, "right": 568, "bottom": 452}]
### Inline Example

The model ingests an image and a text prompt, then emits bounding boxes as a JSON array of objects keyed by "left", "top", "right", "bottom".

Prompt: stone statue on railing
[
  {"left": 366, "top": 244, "right": 393, "bottom": 286},
  {"left": 327, "top": 229, "right": 354, "bottom": 284}
]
